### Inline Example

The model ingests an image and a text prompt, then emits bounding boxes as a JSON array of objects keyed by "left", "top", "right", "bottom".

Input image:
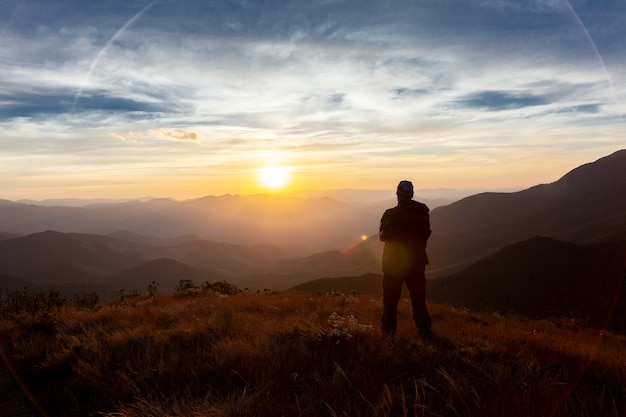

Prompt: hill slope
[
  {"left": 289, "top": 273, "right": 382, "bottom": 294},
  {"left": 427, "top": 149, "right": 626, "bottom": 274},
  {"left": 427, "top": 237, "right": 626, "bottom": 330},
  {"left": 0, "top": 231, "right": 160, "bottom": 281},
  {"left": 107, "top": 258, "right": 221, "bottom": 295}
]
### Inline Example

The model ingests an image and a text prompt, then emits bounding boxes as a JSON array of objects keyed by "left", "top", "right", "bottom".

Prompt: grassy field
[{"left": 1, "top": 288, "right": 625, "bottom": 417}]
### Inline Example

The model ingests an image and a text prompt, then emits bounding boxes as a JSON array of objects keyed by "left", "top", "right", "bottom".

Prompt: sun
[{"left": 258, "top": 165, "right": 291, "bottom": 190}]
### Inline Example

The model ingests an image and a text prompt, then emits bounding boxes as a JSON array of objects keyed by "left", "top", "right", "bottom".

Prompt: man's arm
[{"left": 379, "top": 209, "right": 391, "bottom": 241}]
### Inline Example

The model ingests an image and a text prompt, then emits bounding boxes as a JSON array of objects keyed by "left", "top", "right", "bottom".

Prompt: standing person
[{"left": 379, "top": 180, "right": 433, "bottom": 341}]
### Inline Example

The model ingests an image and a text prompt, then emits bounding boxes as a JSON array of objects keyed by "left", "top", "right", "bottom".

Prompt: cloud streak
[
  {"left": 0, "top": 0, "right": 624, "bottom": 199},
  {"left": 154, "top": 129, "right": 202, "bottom": 142}
]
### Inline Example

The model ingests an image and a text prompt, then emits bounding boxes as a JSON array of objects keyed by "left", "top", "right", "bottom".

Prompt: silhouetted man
[{"left": 379, "top": 180, "right": 433, "bottom": 340}]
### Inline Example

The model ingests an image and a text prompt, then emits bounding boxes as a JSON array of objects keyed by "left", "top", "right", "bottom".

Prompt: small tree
[
  {"left": 175, "top": 279, "right": 199, "bottom": 297},
  {"left": 202, "top": 280, "right": 241, "bottom": 295},
  {"left": 147, "top": 281, "right": 159, "bottom": 297}
]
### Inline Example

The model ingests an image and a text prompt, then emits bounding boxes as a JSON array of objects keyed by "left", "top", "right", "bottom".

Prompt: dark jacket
[{"left": 379, "top": 199, "right": 431, "bottom": 276}]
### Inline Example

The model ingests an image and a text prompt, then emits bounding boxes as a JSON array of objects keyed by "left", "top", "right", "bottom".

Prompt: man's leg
[
  {"left": 381, "top": 273, "right": 403, "bottom": 336},
  {"left": 405, "top": 266, "right": 432, "bottom": 339}
]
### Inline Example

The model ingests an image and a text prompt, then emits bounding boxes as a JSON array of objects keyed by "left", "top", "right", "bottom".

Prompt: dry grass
[{"left": 1, "top": 291, "right": 625, "bottom": 417}]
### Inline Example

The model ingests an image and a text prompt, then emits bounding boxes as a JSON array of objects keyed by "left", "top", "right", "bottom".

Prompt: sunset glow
[{"left": 0, "top": 1, "right": 624, "bottom": 200}]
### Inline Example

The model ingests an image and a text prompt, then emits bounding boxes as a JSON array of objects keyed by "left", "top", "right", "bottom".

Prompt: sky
[{"left": 1, "top": 0, "right": 625, "bottom": 200}]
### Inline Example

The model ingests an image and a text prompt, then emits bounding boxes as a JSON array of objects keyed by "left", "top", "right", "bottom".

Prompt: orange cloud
[{"left": 155, "top": 129, "right": 202, "bottom": 142}]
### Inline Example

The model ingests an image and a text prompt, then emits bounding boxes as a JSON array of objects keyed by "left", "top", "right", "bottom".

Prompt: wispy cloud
[
  {"left": 154, "top": 129, "right": 202, "bottom": 142},
  {"left": 0, "top": 0, "right": 624, "bottom": 199},
  {"left": 456, "top": 91, "right": 549, "bottom": 111}
]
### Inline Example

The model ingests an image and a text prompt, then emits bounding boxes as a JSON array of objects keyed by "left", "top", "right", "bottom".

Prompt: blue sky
[{"left": 1, "top": 0, "right": 624, "bottom": 199}]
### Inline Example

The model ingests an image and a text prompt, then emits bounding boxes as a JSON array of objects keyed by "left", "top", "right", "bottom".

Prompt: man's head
[{"left": 396, "top": 180, "right": 414, "bottom": 200}]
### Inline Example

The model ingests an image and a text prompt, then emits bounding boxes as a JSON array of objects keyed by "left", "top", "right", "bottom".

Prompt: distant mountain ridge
[
  {"left": 0, "top": 194, "right": 381, "bottom": 253},
  {"left": 0, "top": 228, "right": 381, "bottom": 296},
  {"left": 426, "top": 149, "right": 626, "bottom": 275},
  {"left": 0, "top": 231, "right": 158, "bottom": 280},
  {"left": 0, "top": 189, "right": 510, "bottom": 253},
  {"left": 432, "top": 149, "right": 626, "bottom": 236},
  {"left": 1, "top": 150, "right": 623, "bottom": 262},
  {"left": 0, "top": 150, "right": 625, "bottom": 326}
]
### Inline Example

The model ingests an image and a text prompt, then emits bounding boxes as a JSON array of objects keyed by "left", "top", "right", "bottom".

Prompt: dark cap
[{"left": 396, "top": 180, "right": 414, "bottom": 200}]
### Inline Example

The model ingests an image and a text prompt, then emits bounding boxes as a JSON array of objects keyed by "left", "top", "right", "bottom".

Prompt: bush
[
  {"left": 175, "top": 279, "right": 200, "bottom": 297},
  {"left": 202, "top": 280, "right": 241, "bottom": 295},
  {"left": 0, "top": 288, "right": 65, "bottom": 319}
]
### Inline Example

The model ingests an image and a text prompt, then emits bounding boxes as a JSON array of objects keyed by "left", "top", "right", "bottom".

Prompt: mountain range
[
  {"left": 426, "top": 149, "right": 626, "bottom": 276},
  {"left": 0, "top": 229, "right": 378, "bottom": 296},
  {"left": 0, "top": 150, "right": 625, "bottom": 329},
  {"left": 0, "top": 194, "right": 381, "bottom": 254}
]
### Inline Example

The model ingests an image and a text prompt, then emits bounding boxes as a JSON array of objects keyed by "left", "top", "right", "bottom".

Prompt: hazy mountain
[
  {"left": 0, "top": 230, "right": 373, "bottom": 295},
  {"left": 432, "top": 150, "right": 626, "bottom": 237},
  {"left": 152, "top": 239, "right": 294, "bottom": 274},
  {"left": 426, "top": 149, "right": 626, "bottom": 276},
  {"left": 1, "top": 149, "right": 625, "bottom": 308},
  {"left": 0, "top": 204, "right": 107, "bottom": 235},
  {"left": 150, "top": 194, "right": 379, "bottom": 252},
  {"left": 0, "top": 194, "right": 380, "bottom": 252},
  {"left": 0, "top": 232, "right": 21, "bottom": 242},
  {"left": 0, "top": 264, "right": 113, "bottom": 297},
  {"left": 3, "top": 150, "right": 621, "bottom": 261},
  {"left": 16, "top": 198, "right": 151, "bottom": 207},
  {"left": 0, "top": 231, "right": 160, "bottom": 282},
  {"left": 13, "top": 189, "right": 474, "bottom": 209},
  {"left": 106, "top": 230, "right": 203, "bottom": 247},
  {"left": 243, "top": 243, "right": 382, "bottom": 290}
]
